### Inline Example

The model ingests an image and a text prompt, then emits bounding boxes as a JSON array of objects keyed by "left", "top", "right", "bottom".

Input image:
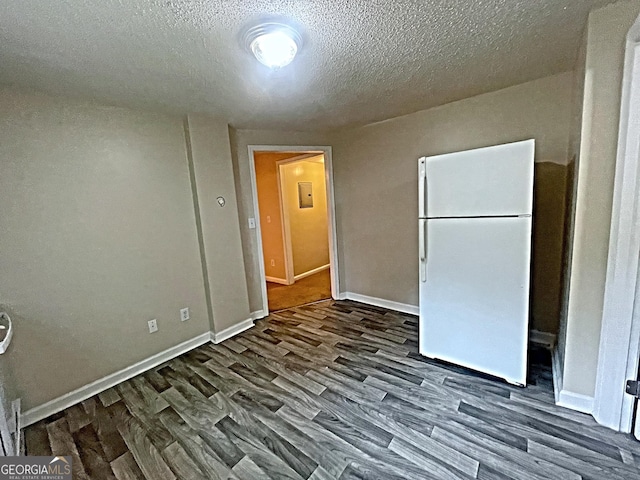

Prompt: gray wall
[
  {"left": 557, "top": 24, "right": 588, "bottom": 394},
  {"left": 0, "top": 89, "right": 249, "bottom": 411},
  {"left": 231, "top": 74, "right": 574, "bottom": 331},
  {"left": 186, "top": 115, "right": 251, "bottom": 332},
  {"left": 332, "top": 72, "right": 574, "bottom": 334},
  {"left": 561, "top": 0, "right": 640, "bottom": 397}
]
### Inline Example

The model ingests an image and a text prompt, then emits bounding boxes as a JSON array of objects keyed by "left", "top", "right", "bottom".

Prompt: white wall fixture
[
  {"left": 244, "top": 22, "right": 302, "bottom": 68},
  {"left": 0, "top": 312, "right": 13, "bottom": 354},
  {"left": 147, "top": 319, "right": 158, "bottom": 333}
]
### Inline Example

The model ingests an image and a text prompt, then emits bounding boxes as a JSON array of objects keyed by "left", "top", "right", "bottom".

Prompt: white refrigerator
[{"left": 418, "top": 139, "right": 534, "bottom": 386}]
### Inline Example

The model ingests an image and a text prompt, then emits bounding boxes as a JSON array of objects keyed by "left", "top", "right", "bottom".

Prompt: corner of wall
[
  {"left": 183, "top": 116, "right": 217, "bottom": 333},
  {"left": 185, "top": 115, "right": 252, "bottom": 334}
]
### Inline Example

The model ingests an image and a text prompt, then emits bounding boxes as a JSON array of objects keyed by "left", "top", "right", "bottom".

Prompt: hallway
[{"left": 266, "top": 269, "right": 331, "bottom": 311}]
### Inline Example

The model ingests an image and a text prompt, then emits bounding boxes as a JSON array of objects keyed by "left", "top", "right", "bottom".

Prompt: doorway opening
[{"left": 248, "top": 146, "right": 339, "bottom": 313}]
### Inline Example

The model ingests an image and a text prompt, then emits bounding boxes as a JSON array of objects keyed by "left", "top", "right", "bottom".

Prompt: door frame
[
  {"left": 276, "top": 153, "right": 324, "bottom": 285},
  {"left": 247, "top": 145, "right": 340, "bottom": 315},
  {"left": 593, "top": 15, "right": 640, "bottom": 433}
]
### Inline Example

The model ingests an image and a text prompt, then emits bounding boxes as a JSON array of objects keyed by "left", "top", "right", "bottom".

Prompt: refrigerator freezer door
[
  {"left": 419, "top": 216, "right": 532, "bottom": 385},
  {"left": 423, "top": 139, "right": 534, "bottom": 218},
  {"left": 418, "top": 157, "right": 427, "bottom": 218}
]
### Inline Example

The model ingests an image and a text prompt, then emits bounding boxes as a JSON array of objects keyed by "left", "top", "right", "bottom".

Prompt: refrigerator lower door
[{"left": 419, "top": 216, "right": 531, "bottom": 385}]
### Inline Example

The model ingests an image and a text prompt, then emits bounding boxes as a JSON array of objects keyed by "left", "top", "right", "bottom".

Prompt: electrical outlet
[
  {"left": 180, "top": 307, "right": 190, "bottom": 322},
  {"left": 148, "top": 319, "right": 158, "bottom": 333},
  {"left": 270, "top": 259, "right": 275, "bottom": 267},
  {"left": 248, "top": 217, "right": 256, "bottom": 229},
  {"left": 267, "top": 215, "right": 271, "bottom": 223}
]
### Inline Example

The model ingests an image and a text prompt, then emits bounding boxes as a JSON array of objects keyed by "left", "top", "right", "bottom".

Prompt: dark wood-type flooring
[
  {"left": 25, "top": 300, "right": 640, "bottom": 479},
  {"left": 267, "top": 269, "right": 331, "bottom": 312}
]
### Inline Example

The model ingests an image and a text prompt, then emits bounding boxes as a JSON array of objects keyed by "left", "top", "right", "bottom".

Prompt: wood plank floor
[
  {"left": 25, "top": 300, "right": 640, "bottom": 479},
  {"left": 267, "top": 269, "right": 332, "bottom": 312}
]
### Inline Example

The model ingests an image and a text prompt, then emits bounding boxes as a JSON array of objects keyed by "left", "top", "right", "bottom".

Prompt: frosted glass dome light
[{"left": 245, "top": 23, "right": 302, "bottom": 69}]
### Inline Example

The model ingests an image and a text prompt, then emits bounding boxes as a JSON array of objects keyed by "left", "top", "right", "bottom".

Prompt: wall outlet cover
[
  {"left": 180, "top": 307, "right": 190, "bottom": 321},
  {"left": 148, "top": 319, "right": 158, "bottom": 333}
]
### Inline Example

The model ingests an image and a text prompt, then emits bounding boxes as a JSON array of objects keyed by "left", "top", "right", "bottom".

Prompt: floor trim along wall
[
  {"left": 251, "top": 310, "right": 268, "bottom": 321},
  {"left": 265, "top": 276, "right": 289, "bottom": 285},
  {"left": 551, "top": 345, "right": 594, "bottom": 414},
  {"left": 344, "top": 292, "right": 419, "bottom": 316},
  {"left": 557, "top": 391, "right": 595, "bottom": 415},
  {"left": 552, "top": 346, "right": 563, "bottom": 404},
  {"left": 294, "top": 264, "right": 331, "bottom": 282},
  {"left": 211, "top": 319, "right": 255, "bottom": 344},
  {"left": 529, "top": 330, "right": 557, "bottom": 349},
  {"left": 21, "top": 332, "right": 212, "bottom": 428}
]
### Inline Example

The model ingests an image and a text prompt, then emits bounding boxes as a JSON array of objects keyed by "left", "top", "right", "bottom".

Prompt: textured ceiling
[{"left": 0, "top": 0, "right": 614, "bottom": 130}]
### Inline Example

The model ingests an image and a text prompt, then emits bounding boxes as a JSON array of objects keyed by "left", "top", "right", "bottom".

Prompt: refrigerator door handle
[
  {"left": 418, "top": 158, "right": 427, "bottom": 218},
  {"left": 419, "top": 219, "right": 427, "bottom": 282}
]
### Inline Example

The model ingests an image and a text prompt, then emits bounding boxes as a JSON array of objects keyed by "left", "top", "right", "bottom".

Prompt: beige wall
[
  {"left": 281, "top": 158, "right": 330, "bottom": 276},
  {"left": 0, "top": 90, "right": 251, "bottom": 411},
  {"left": 561, "top": 1, "right": 640, "bottom": 397},
  {"left": 229, "top": 129, "right": 333, "bottom": 313},
  {"left": 332, "top": 72, "right": 574, "bottom": 333},
  {"left": 254, "top": 152, "right": 301, "bottom": 280}
]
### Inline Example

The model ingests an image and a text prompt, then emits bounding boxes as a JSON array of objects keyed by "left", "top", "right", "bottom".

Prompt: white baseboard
[
  {"left": 294, "top": 264, "right": 330, "bottom": 282},
  {"left": 21, "top": 332, "right": 211, "bottom": 428},
  {"left": 212, "top": 319, "right": 254, "bottom": 344},
  {"left": 343, "top": 292, "right": 419, "bottom": 316},
  {"left": 530, "top": 330, "right": 557, "bottom": 349},
  {"left": 552, "top": 345, "right": 563, "bottom": 403},
  {"left": 265, "top": 276, "right": 289, "bottom": 285},
  {"left": 551, "top": 345, "right": 593, "bottom": 414},
  {"left": 250, "top": 309, "right": 268, "bottom": 321},
  {"left": 557, "top": 390, "right": 595, "bottom": 414}
]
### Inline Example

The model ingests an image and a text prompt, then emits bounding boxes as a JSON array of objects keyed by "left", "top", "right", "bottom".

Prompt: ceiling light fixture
[{"left": 244, "top": 22, "right": 302, "bottom": 69}]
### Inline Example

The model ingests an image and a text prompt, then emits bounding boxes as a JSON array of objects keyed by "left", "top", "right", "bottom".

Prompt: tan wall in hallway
[
  {"left": 254, "top": 152, "right": 301, "bottom": 281},
  {"left": 281, "top": 158, "right": 330, "bottom": 276}
]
